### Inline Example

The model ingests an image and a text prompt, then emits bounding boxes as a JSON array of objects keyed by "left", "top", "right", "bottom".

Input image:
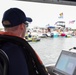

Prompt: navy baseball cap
[{"left": 2, "top": 8, "right": 32, "bottom": 28}]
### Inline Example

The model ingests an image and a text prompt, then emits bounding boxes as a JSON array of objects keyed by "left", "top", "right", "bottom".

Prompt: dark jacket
[
  {"left": 0, "top": 31, "right": 48, "bottom": 75},
  {"left": 2, "top": 42, "right": 29, "bottom": 75}
]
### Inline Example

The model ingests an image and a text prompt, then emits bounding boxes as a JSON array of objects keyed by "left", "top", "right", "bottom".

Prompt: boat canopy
[{"left": 48, "top": 26, "right": 55, "bottom": 28}]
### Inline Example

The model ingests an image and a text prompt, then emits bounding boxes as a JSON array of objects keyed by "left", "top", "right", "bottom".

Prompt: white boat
[{"left": 25, "top": 32, "right": 41, "bottom": 42}]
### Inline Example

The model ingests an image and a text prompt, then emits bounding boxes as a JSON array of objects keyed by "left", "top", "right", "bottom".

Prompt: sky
[{"left": 0, "top": 0, "right": 76, "bottom": 29}]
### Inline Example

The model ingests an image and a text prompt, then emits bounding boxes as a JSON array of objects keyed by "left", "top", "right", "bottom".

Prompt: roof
[
  {"left": 48, "top": 26, "right": 55, "bottom": 28},
  {"left": 17, "top": 0, "right": 76, "bottom": 6}
]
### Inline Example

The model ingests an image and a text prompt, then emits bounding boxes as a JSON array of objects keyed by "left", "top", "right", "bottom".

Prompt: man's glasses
[{"left": 25, "top": 22, "right": 29, "bottom": 27}]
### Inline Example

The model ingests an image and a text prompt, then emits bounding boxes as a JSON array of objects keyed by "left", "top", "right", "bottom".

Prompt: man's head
[{"left": 2, "top": 8, "right": 32, "bottom": 38}]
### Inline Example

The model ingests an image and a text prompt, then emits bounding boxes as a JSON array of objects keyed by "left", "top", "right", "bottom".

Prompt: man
[
  {"left": 2, "top": 8, "right": 32, "bottom": 39},
  {"left": 1, "top": 8, "right": 32, "bottom": 75},
  {"left": 0, "top": 8, "right": 49, "bottom": 75}
]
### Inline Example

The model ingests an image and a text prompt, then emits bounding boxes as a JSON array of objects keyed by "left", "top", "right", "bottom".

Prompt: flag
[
  {"left": 69, "top": 20, "right": 75, "bottom": 24},
  {"left": 58, "top": 12, "right": 63, "bottom": 18}
]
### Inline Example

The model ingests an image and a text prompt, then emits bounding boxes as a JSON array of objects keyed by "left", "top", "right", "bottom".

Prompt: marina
[{"left": 0, "top": 0, "right": 76, "bottom": 75}]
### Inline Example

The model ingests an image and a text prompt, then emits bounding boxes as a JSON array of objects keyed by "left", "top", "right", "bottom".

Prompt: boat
[
  {"left": 60, "top": 33, "right": 66, "bottom": 37},
  {"left": 26, "top": 37, "right": 40, "bottom": 42},
  {"left": 66, "top": 34, "right": 72, "bottom": 38},
  {"left": 51, "top": 31, "right": 59, "bottom": 38},
  {"left": 38, "top": 33, "right": 48, "bottom": 38},
  {"left": 25, "top": 34, "right": 40, "bottom": 42}
]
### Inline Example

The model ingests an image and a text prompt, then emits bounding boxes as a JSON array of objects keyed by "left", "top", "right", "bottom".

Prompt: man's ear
[{"left": 19, "top": 23, "right": 24, "bottom": 30}]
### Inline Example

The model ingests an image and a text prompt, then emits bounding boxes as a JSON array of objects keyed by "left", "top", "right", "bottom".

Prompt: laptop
[{"left": 53, "top": 50, "right": 76, "bottom": 75}]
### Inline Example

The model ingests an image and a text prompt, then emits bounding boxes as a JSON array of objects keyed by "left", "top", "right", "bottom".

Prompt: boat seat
[{"left": 0, "top": 49, "right": 9, "bottom": 75}]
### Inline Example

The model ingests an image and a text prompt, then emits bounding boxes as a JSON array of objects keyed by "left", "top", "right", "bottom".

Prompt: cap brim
[{"left": 26, "top": 17, "right": 32, "bottom": 22}]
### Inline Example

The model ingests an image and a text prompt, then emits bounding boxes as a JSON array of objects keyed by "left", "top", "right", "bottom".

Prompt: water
[{"left": 28, "top": 37, "right": 76, "bottom": 65}]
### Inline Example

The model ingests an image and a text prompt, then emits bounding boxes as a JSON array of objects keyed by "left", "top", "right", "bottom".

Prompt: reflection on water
[{"left": 29, "top": 37, "right": 76, "bottom": 65}]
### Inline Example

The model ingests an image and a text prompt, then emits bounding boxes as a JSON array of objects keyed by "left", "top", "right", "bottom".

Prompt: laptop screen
[{"left": 53, "top": 50, "right": 76, "bottom": 75}]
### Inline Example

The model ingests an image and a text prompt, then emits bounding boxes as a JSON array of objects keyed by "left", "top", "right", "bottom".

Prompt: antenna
[{"left": 69, "top": 47, "right": 76, "bottom": 51}]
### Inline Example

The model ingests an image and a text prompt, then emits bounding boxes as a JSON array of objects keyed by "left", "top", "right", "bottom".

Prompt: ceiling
[{"left": 16, "top": 0, "right": 76, "bottom": 6}]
